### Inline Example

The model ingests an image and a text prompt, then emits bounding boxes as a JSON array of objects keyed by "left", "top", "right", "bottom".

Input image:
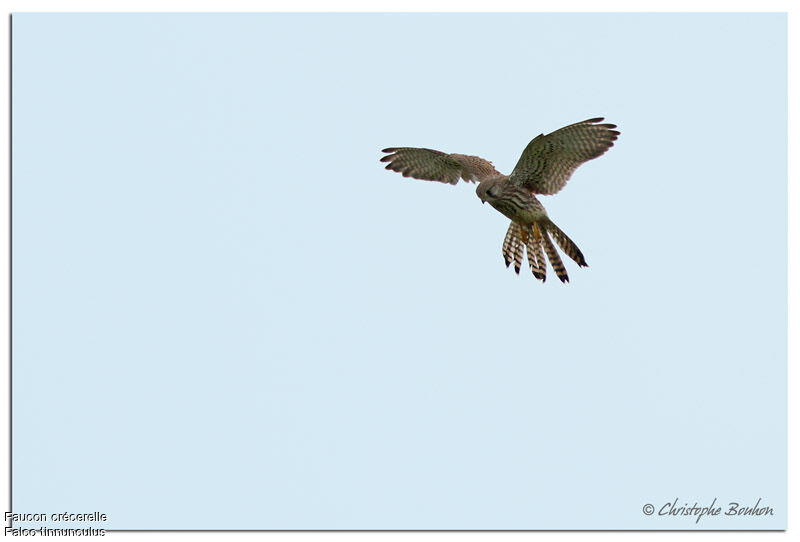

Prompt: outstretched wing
[
  {"left": 380, "top": 147, "right": 501, "bottom": 185},
  {"left": 508, "top": 117, "right": 619, "bottom": 195}
]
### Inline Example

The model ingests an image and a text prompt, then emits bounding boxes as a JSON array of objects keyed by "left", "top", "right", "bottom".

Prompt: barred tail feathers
[
  {"left": 502, "top": 222, "right": 516, "bottom": 268},
  {"left": 502, "top": 221, "right": 584, "bottom": 282},
  {"left": 545, "top": 219, "right": 588, "bottom": 267},
  {"left": 503, "top": 222, "right": 545, "bottom": 280},
  {"left": 526, "top": 224, "right": 546, "bottom": 282},
  {"left": 502, "top": 222, "right": 524, "bottom": 274},
  {"left": 539, "top": 227, "right": 570, "bottom": 283}
]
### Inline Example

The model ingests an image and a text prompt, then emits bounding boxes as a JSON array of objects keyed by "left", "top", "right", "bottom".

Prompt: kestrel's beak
[{"left": 476, "top": 184, "right": 487, "bottom": 203}]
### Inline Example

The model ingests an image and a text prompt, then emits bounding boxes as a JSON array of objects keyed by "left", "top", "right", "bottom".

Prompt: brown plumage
[
  {"left": 381, "top": 117, "right": 619, "bottom": 283},
  {"left": 525, "top": 224, "right": 546, "bottom": 282}
]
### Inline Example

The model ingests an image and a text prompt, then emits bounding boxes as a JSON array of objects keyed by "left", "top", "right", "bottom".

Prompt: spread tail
[{"left": 500, "top": 220, "right": 587, "bottom": 283}]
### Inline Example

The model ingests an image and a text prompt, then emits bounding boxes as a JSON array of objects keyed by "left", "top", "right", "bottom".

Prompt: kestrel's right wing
[
  {"left": 380, "top": 147, "right": 501, "bottom": 185},
  {"left": 508, "top": 117, "right": 619, "bottom": 195}
]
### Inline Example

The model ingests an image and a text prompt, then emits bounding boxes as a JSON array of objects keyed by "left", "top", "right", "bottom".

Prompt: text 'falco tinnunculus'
[{"left": 380, "top": 117, "right": 619, "bottom": 283}]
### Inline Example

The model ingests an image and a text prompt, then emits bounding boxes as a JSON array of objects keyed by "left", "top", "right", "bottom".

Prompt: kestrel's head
[{"left": 476, "top": 178, "right": 504, "bottom": 204}]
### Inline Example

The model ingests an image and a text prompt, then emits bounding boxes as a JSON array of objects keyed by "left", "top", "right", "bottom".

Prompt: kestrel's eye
[{"left": 487, "top": 186, "right": 500, "bottom": 197}]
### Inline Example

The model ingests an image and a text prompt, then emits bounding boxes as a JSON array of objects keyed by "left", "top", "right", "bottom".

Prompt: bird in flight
[{"left": 380, "top": 117, "right": 619, "bottom": 283}]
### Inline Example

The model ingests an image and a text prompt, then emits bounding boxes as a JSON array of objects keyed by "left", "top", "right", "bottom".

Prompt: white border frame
[{"left": 1, "top": 2, "right": 794, "bottom": 541}]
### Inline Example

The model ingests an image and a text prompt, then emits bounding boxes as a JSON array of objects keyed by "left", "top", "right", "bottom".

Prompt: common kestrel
[{"left": 380, "top": 117, "right": 619, "bottom": 283}]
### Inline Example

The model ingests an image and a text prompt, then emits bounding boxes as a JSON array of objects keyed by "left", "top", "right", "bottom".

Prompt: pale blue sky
[{"left": 12, "top": 13, "right": 786, "bottom": 529}]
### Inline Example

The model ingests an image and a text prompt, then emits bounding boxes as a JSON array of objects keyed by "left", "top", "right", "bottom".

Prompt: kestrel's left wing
[
  {"left": 380, "top": 147, "right": 501, "bottom": 185},
  {"left": 508, "top": 117, "right": 619, "bottom": 195}
]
